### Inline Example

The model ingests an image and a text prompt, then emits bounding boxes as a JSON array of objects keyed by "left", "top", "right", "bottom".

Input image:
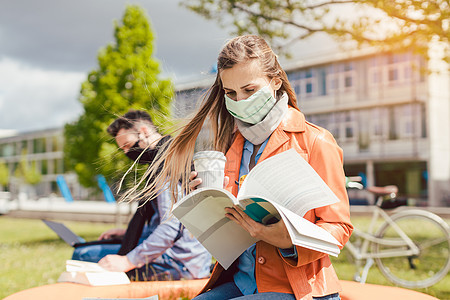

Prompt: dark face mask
[{"left": 125, "top": 140, "right": 158, "bottom": 165}]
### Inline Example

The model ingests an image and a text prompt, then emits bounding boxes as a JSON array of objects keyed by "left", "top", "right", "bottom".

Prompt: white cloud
[{"left": 0, "top": 58, "right": 85, "bottom": 131}]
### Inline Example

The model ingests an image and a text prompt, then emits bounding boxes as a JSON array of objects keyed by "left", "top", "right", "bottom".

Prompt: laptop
[{"left": 42, "top": 219, "right": 122, "bottom": 248}]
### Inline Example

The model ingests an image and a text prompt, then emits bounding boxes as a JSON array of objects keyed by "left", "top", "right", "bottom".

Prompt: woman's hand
[
  {"left": 98, "top": 228, "right": 126, "bottom": 240},
  {"left": 188, "top": 171, "right": 202, "bottom": 191},
  {"left": 188, "top": 171, "right": 230, "bottom": 191},
  {"left": 225, "top": 205, "right": 293, "bottom": 249}
]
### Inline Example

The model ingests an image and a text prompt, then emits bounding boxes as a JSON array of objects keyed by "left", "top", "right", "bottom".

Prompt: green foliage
[
  {"left": 64, "top": 5, "right": 174, "bottom": 188},
  {"left": 182, "top": 0, "right": 449, "bottom": 62},
  {"left": 14, "top": 152, "right": 42, "bottom": 185},
  {"left": 0, "top": 160, "right": 9, "bottom": 187}
]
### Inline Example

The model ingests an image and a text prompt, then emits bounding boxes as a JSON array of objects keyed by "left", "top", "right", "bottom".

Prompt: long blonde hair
[{"left": 123, "top": 35, "right": 300, "bottom": 203}]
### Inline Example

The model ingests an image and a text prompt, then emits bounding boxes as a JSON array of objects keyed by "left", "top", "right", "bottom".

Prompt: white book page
[
  {"left": 275, "top": 205, "right": 340, "bottom": 256},
  {"left": 237, "top": 149, "right": 340, "bottom": 217},
  {"left": 278, "top": 205, "right": 341, "bottom": 246},
  {"left": 66, "top": 260, "right": 107, "bottom": 272}
]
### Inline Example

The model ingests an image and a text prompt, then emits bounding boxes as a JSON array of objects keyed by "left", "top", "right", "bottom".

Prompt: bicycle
[{"left": 344, "top": 178, "right": 450, "bottom": 289}]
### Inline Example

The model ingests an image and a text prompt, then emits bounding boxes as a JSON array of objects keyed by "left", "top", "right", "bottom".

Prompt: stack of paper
[{"left": 58, "top": 260, "right": 130, "bottom": 286}]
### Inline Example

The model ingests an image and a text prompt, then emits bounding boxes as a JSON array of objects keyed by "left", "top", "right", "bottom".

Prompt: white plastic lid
[{"left": 193, "top": 150, "right": 226, "bottom": 161}]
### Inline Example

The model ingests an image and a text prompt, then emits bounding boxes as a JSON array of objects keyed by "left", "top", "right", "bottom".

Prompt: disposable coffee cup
[{"left": 193, "top": 151, "right": 226, "bottom": 189}]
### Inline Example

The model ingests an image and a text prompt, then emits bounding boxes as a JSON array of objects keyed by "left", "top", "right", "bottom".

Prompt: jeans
[
  {"left": 71, "top": 243, "right": 122, "bottom": 262},
  {"left": 192, "top": 281, "right": 340, "bottom": 300}
]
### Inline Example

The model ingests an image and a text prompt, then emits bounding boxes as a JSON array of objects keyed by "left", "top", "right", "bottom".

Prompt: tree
[
  {"left": 14, "top": 152, "right": 42, "bottom": 186},
  {"left": 0, "top": 160, "right": 9, "bottom": 190},
  {"left": 183, "top": 0, "right": 449, "bottom": 62},
  {"left": 64, "top": 5, "right": 174, "bottom": 188}
]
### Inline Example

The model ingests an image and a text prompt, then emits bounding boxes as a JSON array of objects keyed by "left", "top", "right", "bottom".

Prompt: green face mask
[{"left": 224, "top": 83, "right": 276, "bottom": 124}]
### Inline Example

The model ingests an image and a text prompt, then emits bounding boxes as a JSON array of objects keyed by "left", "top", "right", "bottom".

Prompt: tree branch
[
  {"left": 303, "top": 0, "right": 356, "bottom": 10},
  {"left": 232, "top": 3, "right": 322, "bottom": 33}
]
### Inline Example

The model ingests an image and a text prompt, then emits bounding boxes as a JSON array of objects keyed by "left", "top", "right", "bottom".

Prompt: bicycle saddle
[{"left": 366, "top": 185, "right": 398, "bottom": 196}]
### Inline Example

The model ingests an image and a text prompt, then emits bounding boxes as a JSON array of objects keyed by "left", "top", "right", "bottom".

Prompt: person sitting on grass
[{"left": 72, "top": 110, "right": 212, "bottom": 281}]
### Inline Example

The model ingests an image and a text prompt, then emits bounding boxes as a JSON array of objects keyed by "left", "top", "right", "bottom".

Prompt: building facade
[
  {"left": 0, "top": 128, "right": 88, "bottom": 199},
  {"left": 174, "top": 49, "right": 450, "bottom": 207}
]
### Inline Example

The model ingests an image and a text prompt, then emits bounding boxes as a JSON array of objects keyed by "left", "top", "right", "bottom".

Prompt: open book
[
  {"left": 172, "top": 149, "right": 342, "bottom": 269},
  {"left": 58, "top": 260, "right": 131, "bottom": 286}
]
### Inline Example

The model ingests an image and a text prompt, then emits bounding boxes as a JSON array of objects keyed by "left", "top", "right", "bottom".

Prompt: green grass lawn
[
  {"left": 0, "top": 216, "right": 112, "bottom": 298},
  {"left": 1, "top": 216, "right": 449, "bottom": 299}
]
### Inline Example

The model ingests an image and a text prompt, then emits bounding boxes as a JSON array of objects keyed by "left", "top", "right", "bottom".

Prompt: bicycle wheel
[{"left": 373, "top": 209, "right": 450, "bottom": 288}]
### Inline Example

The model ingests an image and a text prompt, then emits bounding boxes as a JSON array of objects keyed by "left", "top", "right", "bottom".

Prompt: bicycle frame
[
  {"left": 343, "top": 202, "right": 428, "bottom": 284},
  {"left": 345, "top": 205, "right": 421, "bottom": 262}
]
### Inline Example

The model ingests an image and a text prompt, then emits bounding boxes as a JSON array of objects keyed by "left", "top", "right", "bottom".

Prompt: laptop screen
[{"left": 42, "top": 219, "right": 86, "bottom": 246}]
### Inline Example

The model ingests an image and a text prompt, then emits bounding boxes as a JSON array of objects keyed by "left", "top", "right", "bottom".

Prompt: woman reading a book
[{"left": 135, "top": 35, "right": 353, "bottom": 299}]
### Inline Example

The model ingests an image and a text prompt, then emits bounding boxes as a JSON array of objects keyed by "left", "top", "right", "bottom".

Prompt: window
[
  {"left": 342, "top": 62, "right": 355, "bottom": 90},
  {"left": 327, "top": 111, "right": 357, "bottom": 143},
  {"left": 371, "top": 107, "right": 388, "bottom": 139},
  {"left": 372, "top": 70, "right": 381, "bottom": 84},
  {"left": 420, "top": 104, "right": 427, "bottom": 138},
  {"left": 345, "top": 76, "right": 353, "bottom": 88},
  {"left": 404, "top": 65, "right": 412, "bottom": 80},
  {"left": 344, "top": 62, "right": 353, "bottom": 72},
  {"left": 306, "top": 82, "right": 313, "bottom": 94},
  {"left": 52, "top": 135, "right": 63, "bottom": 152},
  {"left": 326, "top": 62, "right": 355, "bottom": 93},
  {"left": 301, "top": 69, "right": 316, "bottom": 97},
  {"left": 309, "top": 113, "right": 330, "bottom": 129},
  {"left": 33, "top": 138, "right": 45, "bottom": 154},
  {"left": 330, "top": 77, "right": 338, "bottom": 91},
  {"left": 291, "top": 80, "right": 301, "bottom": 98},
  {"left": 326, "top": 65, "right": 339, "bottom": 93},
  {"left": 358, "top": 110, "right": 371, "bottom": 150},
  {"left": 2, "top": 144, "right": 14, "bottom": 157},
  {"left": 41, "top": 160, "right": 48, "bottom": 175},
  {"left": 368, "top": 56, "right": 383, "bottom": 86},
  {"left": 328, "top": 113, "right": 340, "bottom": 140},
  {"left": 288, "top": 71, "right": 301, "bottom": 82},
  {"left": 344, "top": 111, "right": 357, "bottom": 140},
  {"left": 369, "top": 53, "right": 419, "bottom": 87},
  {"left": 287, "top": 71, "right": 302, "bottom": 101},
  {"left": 288, "top": 69, "right": 317, "bottom": 99},
  {"left": 399, "top": 104, "right": 424, "bottom": 139},
  {"left": 388, "top": 68, "right": 398, "bottom": 82},
  {"left": 388, "top": 107, "right": 398, "bottom": 140},
  {"left": 318, "top": 68, "right": 327, "bottom": 96},
  {"left": 56, "top": 159, "right": 64, "bottom": 174}
]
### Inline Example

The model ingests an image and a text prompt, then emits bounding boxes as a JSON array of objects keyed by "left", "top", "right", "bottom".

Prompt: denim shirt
[
  {"left": 127, "top": 183, "right": 212, "bottom": 279},
  {"left": 233, "top": 139, "right": 297, "bottom": 295}
]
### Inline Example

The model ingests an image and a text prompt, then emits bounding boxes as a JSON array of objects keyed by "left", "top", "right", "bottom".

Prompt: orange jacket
[{"left": 199, "top": 107, "right": 353, "bottom": 299}]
